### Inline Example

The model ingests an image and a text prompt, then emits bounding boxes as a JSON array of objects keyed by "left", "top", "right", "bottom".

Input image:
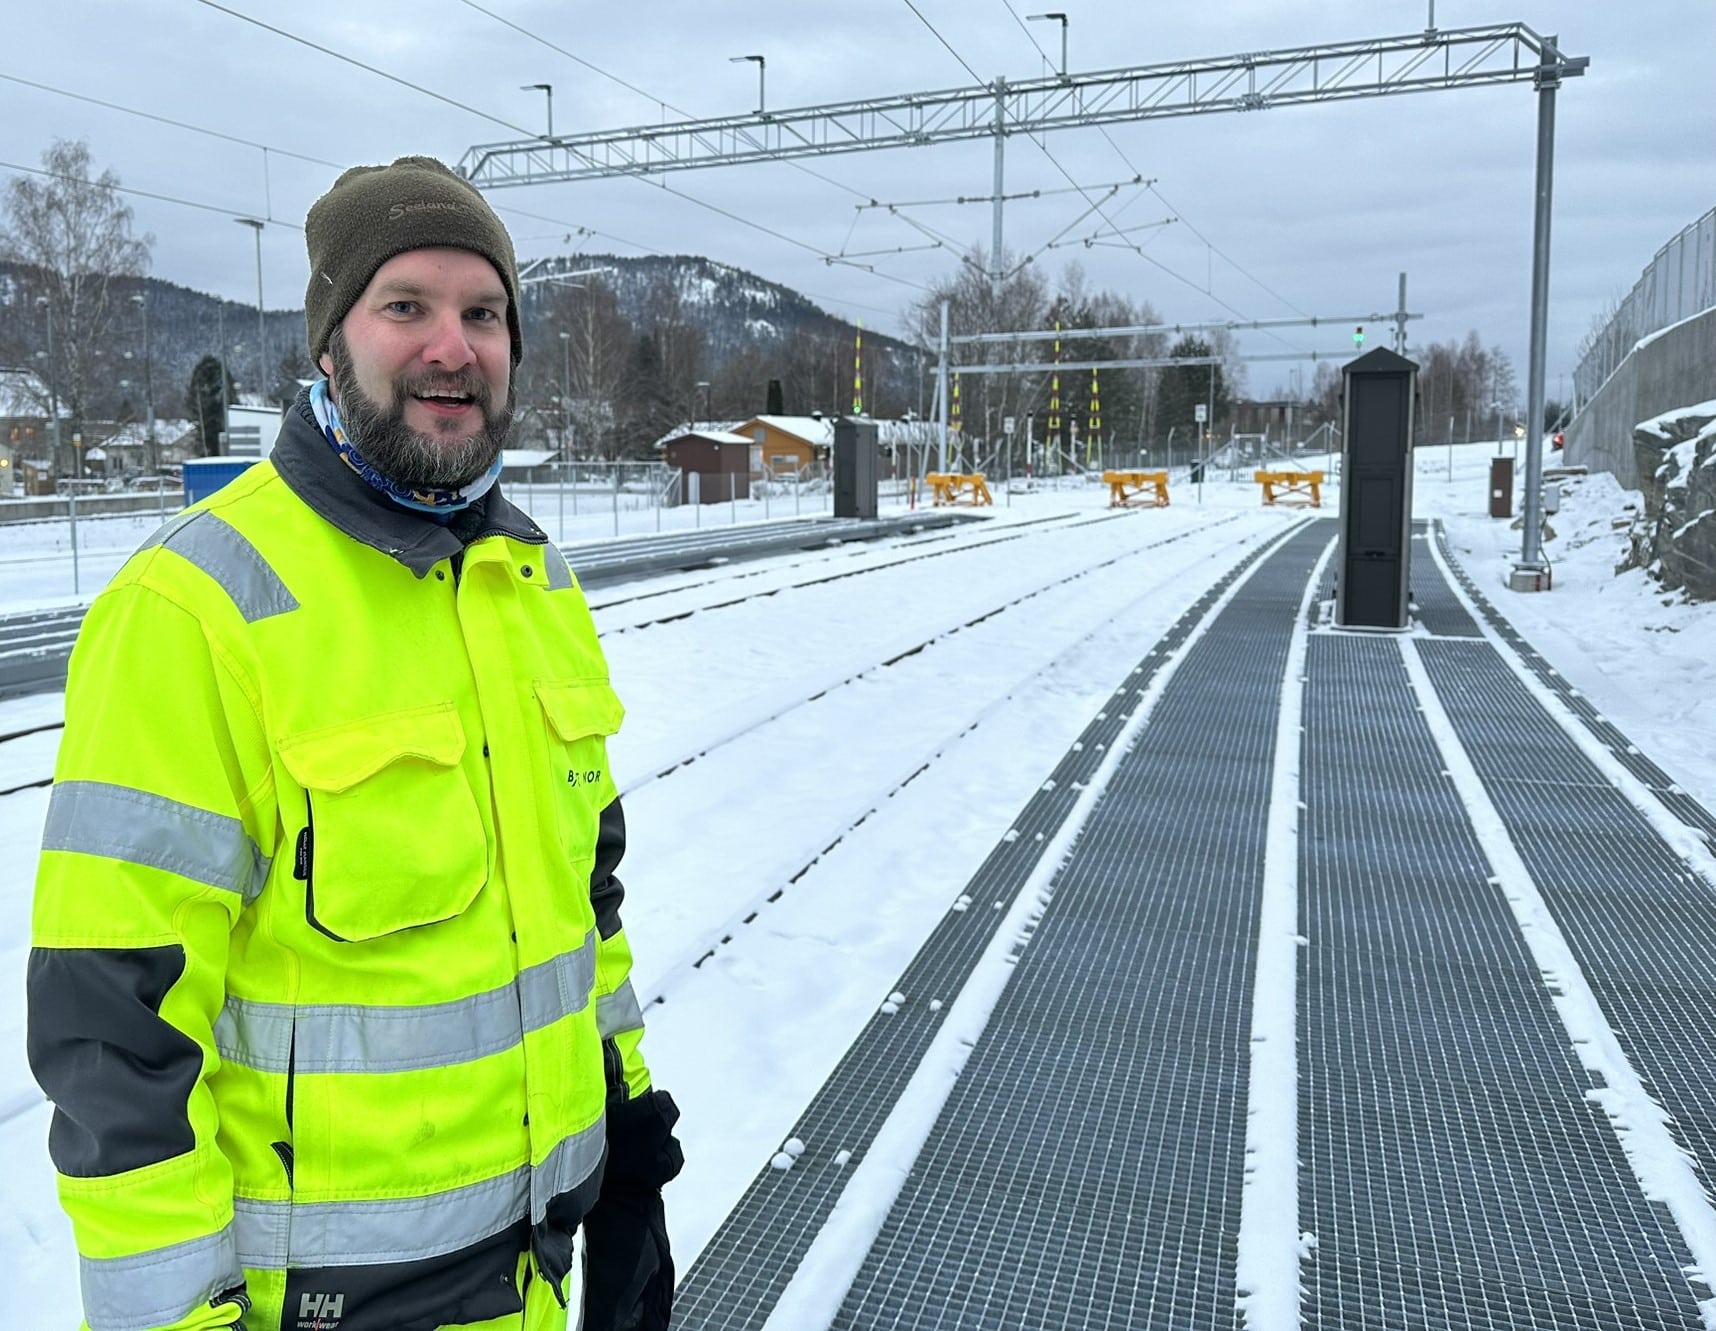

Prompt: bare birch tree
[{"left": 2, "top": 139, "right": 152, "bottom": 475}]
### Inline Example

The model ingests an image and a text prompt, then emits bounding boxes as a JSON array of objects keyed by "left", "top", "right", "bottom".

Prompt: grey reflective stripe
[
  {"left": 543, "top": 545, "right": 575, "bottom": 591},
  {"left": 235, "top": 1168, "right": 529, "bottom": 1269},
  {"left": 81, "top": 1226, "right": 241, "bottom": 1331},
  {"left": 139, "top": 508, "right": 201, "bottom": 554},
  {"left": 531, "top": 1118, "right": 607, "bottom": 1224},
  {"left": 218, "top": 983, "right": 524, "bottom": 1074},
  {"left": 44, "top": 781, "right": 268, "bottom": 902},
  {"left": 597, "top": 979, "right": 644, "bottom": 1040},
  {"left": 518, "top": 933, "right": 599, "bottom": 1035},
  {"left": 158, "top": 510, "right": 297, "bottom": 622},
  {"left": 216, "top": 934, "right": 598, "bottom": 1075}
]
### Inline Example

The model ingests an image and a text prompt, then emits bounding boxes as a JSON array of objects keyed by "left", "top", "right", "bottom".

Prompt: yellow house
[{"left": 730, "top": 414, "right": 836, "bottom": 479}]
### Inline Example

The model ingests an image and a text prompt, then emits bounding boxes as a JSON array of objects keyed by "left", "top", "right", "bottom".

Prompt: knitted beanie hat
[{"left": 303, "top": 155, "right": 523, "bottom": 365}]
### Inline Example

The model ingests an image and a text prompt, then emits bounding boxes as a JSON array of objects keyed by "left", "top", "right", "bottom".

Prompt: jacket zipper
[{"left": 297, "top": 793, "right": 348, "bottom": 942}]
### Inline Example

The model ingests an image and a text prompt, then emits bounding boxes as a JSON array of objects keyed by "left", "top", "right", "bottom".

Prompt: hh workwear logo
[{"left": 298, "top": 1290, "right": 345, "bottom": 1327}]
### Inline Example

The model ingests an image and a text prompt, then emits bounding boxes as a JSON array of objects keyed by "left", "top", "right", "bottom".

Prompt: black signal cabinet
[
  {"left": 834, "top": 417, "right": 879, "bottom": 520},
  {"left": 1335, "top": 349, "right": 1418, "bottom": 629}
]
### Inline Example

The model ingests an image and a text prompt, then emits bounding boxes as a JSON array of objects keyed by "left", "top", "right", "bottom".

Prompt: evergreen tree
[
  {"left": 187, "top": 355, "right": 234, "bottom": 456},
  {"left": 1157, "top": 336, "right": 1232, "bottom": 460}
]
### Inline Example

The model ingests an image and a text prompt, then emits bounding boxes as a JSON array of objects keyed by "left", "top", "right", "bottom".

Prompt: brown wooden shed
[{"left": 661, "top": 429, "right": 753, "bottom": 504}]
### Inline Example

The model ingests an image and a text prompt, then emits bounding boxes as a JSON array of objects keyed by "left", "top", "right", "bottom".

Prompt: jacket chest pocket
[
  {"left": 278, "top": 702, "right": 487, "bottom": 941},
  {"left": 535, "top": 678, "right": 625, "bottom": 855}
]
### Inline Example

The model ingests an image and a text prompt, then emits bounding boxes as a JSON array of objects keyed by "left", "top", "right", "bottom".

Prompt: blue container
[{"left": 182, "top": 457, "right": 260, "bottom": 507}]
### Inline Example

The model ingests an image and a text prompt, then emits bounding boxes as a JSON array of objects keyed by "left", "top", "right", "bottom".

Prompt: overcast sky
[{"left": 5, "top": 0, "right": 1712, "bottom": 402}]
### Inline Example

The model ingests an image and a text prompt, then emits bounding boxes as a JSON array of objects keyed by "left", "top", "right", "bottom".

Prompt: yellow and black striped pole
[
  {"left": 1047, "top": 321, "right": 1062, "bottom": 473},
  {"left": 1087, "top": 365, "right": 1101, "bottom": 468},
  {"left": 951, "top": 372, "right": 962, "bottom": 465},
  {"left": 853, "top": 320, "right": 863, "bottom": 416}
]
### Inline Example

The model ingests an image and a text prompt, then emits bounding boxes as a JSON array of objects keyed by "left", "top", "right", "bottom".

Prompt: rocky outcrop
[{"left": 1627, "top": 402, "right": 1716, "bottom": 600}]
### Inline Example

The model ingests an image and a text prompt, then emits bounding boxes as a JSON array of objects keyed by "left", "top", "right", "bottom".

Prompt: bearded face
[{"left": 326, "top": 323, "right": 515, "bottom": 491}]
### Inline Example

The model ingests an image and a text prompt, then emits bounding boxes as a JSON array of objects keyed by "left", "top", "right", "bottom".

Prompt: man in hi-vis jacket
[{"left": 29, "top": 155, "right": 682, "bottom": 1331}]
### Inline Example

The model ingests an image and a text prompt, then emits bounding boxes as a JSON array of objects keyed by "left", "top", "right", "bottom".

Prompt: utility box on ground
[
  {"left": 183, "top": 456, "right": 261, "bottom": 507},
  {"left": 1335, "top": 348, "right": 1418, "bottom": 630},
  {"left": 1488, "top": 456, "right": 1515, "bottom": 519},
  {"left": 833, "top": 417, "right": 878, "bottom": 520}
]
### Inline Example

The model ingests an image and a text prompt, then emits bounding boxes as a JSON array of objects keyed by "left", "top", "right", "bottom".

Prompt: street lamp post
[
  {"left": 34, "top": 296, "right": 64, "bottom": 478},
  {"left": 521, "top": 83, "right": 554, "bottom": 139},
  {"left": 730, "top": 55, "right": 766, "bottom": 114},
  {"left": 131, "top": 292, "right": 157, "bottom": 473},
  {"left": 1027, "top": 12, "right": 1069, "bottom": 78},
  {"left": 558, "top": 331, "right": 573, "bottom": 458},
  {"left": 235, "top": 218, "right": 267, "bottom": 404},
  {"left": 695, "top": 380, "right": 712, "bottom": 432}
]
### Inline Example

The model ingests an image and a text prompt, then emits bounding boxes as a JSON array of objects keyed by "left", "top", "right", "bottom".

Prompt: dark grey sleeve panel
[
  {"left": 590, "top": 797, "right": 627, "bottom": 941},
  {"left": 27, "top": 945, "right": 203, "bottom": 1178}
]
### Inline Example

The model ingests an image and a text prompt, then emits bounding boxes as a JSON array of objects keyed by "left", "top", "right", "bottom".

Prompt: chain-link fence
[{"left": 1573, "top": 206, "right": 1716, "bottom": 408}]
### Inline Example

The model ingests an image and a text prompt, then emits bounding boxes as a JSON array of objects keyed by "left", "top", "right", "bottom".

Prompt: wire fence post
[{"left": 68, "top": 491, "right": 81, "bottom": 597}]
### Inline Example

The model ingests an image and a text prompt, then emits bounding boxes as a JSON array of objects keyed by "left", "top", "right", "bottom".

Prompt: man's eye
[
  {"left": 466, "top": 308, "right": 500, "bottom": 322},
  {"left": 386, "top": 301, "right": 418, "bottom": 316}
]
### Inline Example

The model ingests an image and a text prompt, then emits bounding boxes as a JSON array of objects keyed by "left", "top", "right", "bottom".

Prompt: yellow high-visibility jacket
[{"left": 29, "top": 396, "right": 653, "bottom": 1331}]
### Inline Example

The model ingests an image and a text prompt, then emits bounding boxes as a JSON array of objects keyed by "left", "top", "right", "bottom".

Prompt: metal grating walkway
[
  {"left": 672, "top": 522, "right": 1319, "bottom": 1329},
  {"left": 825, "top": 524, "right": 1330, "bottom": 1330},
  {"left": 1409, "top": 528, "right": 1482, "bottom": 637},
  {"left": 1300, "top": 632, "right": 1701, "bottom": 1329},
  {"left": 1432, "top": 522, "right": 1716, "bottom": 848},
  {"left": 1420, "top": 633, "right": 1716, "bottom": 1223},
  {"left": 675, "top": 516, "right": 1716, "bottom": 1330}
]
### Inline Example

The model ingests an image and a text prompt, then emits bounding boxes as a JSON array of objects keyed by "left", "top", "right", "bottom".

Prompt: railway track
[{"left": 625, "top": 514, "right": 1303, "bottom": 1009}]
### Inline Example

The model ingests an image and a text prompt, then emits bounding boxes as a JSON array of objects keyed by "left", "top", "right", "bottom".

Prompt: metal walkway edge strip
[
  {"left": 1432, "top": 520, "right": 1716, "bottom": 848},
  {"left": 672, "top": 521, "right": 1325, "bottom": 1330}
]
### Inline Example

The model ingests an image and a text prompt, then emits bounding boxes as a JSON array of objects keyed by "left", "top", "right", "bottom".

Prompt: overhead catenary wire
[
  {"left": 903, "top": 0, "right": 1210, "bottom": 295},
  {"left": 185, "top": 0, "right": 934, "bottom": 307},
  {"left": 0, "top": 73, "right": 342, "bottom": 172},
  {"left": 0, "top": 69, "right": 717, "bottom": 284},
  {"left": 926, "top": 0, "right": 1317, "bottom": 350},
  {"left": 1003, "top": 0, "right": 1316, "bottom": 349},
  {"left": 190, "top": 0, "right": 536, "bottom": 138},
  {"left": 0, "top": 155, "right": 304, "bottom": 231}
]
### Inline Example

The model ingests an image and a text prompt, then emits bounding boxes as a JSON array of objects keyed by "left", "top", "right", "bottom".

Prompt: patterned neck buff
[{"left": 310, "top": 378, "right": 503, "bottom": 514}]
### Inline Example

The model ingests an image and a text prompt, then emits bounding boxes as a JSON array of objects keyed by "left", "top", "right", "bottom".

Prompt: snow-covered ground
[{"left": 2, "top": 442, "right": 1711, "bottom": 1327}]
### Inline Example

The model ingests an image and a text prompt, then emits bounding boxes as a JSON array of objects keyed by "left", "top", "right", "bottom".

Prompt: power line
[
  {"left": 1001, "top": 3, "right": 1313, "bottom": 322},
  {"left": 455, "top": 0, "right": 876, "bottom": 208},
  {"left": 0, "top": 72, "right": 342, "bottom": 171},
  {"left": 0, "top": 156, "right": 304, "bottom": 230},
  {"left": 907, "top": 0, "right": 1308, "bottom": 342},
  {"left": 0, "top": 72, "right": 711, "bottom": 280},
  {"left": 195, "top": 0, "right": 925, "bottom": 300},
  {"left": 191, "top": 0, "right": 534, "bottom": 138},
  {"left": 903, "top": 2, "right": 1184, "bottom": 284},
  {"left": 454, "top": 0, "right": 684, "bottom": 122}
]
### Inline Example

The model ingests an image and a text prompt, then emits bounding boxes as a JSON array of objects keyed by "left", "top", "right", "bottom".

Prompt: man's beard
[{"left": 326, "top": 327, "right": 514, "bottom": 490}]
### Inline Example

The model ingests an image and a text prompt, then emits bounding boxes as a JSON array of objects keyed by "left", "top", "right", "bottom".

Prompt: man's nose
[{"left": 420, "top": 311, "right": 476, "bottom": 369}]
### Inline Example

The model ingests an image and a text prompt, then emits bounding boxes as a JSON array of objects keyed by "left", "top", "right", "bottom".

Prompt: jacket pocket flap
[
  {"left": 536, "top": 679, "right": 625, "bottom": 742},
  {"left": 278, "top": 702, "right": 467, "bottom": 793}
]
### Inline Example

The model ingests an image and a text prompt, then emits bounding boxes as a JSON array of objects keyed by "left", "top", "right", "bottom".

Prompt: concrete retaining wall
[{"left": 1566, "top": 306, "right": 1716, "bottom": 488}]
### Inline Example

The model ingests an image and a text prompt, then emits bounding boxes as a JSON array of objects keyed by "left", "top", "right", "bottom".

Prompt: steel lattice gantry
[
  {"left": 462, "top": 20, "right": 1584, "bottom": 585},
  {"left": 458, "top": 24, "right": 1581, "bottom": 187}
]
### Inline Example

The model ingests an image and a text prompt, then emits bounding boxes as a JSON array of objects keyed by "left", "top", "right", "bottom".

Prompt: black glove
[{"left": 583, "top": 1089, "right": 684, "bottom": 1331}]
